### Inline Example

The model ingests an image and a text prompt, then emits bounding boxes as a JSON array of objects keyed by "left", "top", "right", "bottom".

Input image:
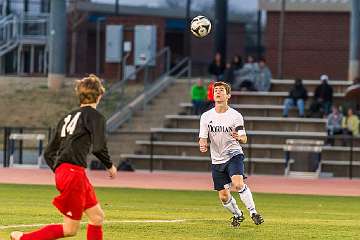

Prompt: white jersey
[{"left": 199, "top": 107, "right": 245, "bottom": 164}]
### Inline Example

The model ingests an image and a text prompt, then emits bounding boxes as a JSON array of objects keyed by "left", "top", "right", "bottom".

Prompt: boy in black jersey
[{"left": 11, "top": 74, "right": 117, "bottom": 240}]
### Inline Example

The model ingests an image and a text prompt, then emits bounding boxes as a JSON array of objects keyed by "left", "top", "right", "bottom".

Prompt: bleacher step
[{"left": 288, "top": 171, "right": 319, "bottom": 179}]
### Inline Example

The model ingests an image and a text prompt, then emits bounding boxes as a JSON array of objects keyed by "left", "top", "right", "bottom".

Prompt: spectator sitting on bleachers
[
  {"left": 231, "top": 55, "right": 243, "bottom": 70},
  {"left": 191, "top": 79, "right": 207, "bottom": 115},
  {"left": 344, "top": 77, "right": 360, "bottom": 114},
  {"left": 342, "top": 107, "right": 359, "bottom": 136},
  {"left": 223, "top": 56, "right": 245, "bottom": 85},
  {"left": 223, "top": 62, "right": 235, "bottom": 85},
  {"left": 254, "top": 58, "right": 272, "bottom": 92},
  {"left": 208, "top": 52, "right": 225, "bottom": 81},
  {"left": 283, "top": 78, "right": 308, "bottom": 118},
  {"left": 232, "top": 55, "right": 258, "bottom": 91},
  {"left": 308, "top": 74, "right": 333, "bottom": 118},
  {"left": 326, "top": 106, "right": 343, "bottom": 146},
  {"left": 243, "top": 55, "right": 257, "bottom": 70}
]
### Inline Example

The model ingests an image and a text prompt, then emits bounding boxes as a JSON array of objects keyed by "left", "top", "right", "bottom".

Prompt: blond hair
[
  {"left": 75, "top": 74, "right": 105, "bottom": 104},
  {"left": 213, "top": 81, "right": 231, "bottom": 95}
]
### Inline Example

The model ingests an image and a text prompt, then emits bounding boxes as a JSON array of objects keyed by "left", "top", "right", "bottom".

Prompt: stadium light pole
[
  {"left": 277, "top": 0, "right": 286, "bottom": 79},
  {"left": 115, "top": 0, "right": 119, "bottom": 15},
  {"left": 214, "top": 0, "right": 228, "bottom": 60},
  {"left": 257, "top": 10, "right": 262, "bottom": 60},
  {"left": 184, "top": 0, "right": 191, "bottom": 58},
  {"left": 48, "top": 0, "right": 66, "bottom": 91},
  {"left": 96, "top": 17, "right": 106, "bottom": 75},
  {"left": 349, "top": 0, "right": 360, "bottom": 82},
  {"left": 2, "top": 0, "right": 8, "bottom": 15}
]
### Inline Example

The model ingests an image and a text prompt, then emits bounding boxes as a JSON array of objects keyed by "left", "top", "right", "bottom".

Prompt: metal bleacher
[{"left": 116, "top": 78, "right": 359, "bottom": 178}]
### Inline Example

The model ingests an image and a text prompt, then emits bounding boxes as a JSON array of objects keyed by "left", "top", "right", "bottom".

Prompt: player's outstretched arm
[{"left": 199, "top": 138, "right": 208, "bottom": 152}]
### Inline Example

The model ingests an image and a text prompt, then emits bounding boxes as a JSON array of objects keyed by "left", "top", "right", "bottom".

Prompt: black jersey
[{"left": 44, "top": 106, "right": 113, "bottom": 171}]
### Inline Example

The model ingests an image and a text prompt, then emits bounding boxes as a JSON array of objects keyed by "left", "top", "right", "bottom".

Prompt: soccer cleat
[
  {"left": 10, "top": 231, "right": 23, "bottom": 240},
  {"left": 251, "top": 213, "right": 264, "bottom": 225},
  {"left": 230, "top": 213, "right": 245, "bottom": 227}
]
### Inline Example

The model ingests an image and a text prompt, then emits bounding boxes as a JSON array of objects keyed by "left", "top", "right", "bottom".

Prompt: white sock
[
  {"left": 222, "top": 196, "right": 243, "bottom": 217},
  {"left": 238, "top": 184, "right": 257, "bottom": 216}
]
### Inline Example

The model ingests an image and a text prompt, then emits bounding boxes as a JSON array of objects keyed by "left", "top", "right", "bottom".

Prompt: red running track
[{"left": 0, "top": 168, "right": 359, "bottom": 197}]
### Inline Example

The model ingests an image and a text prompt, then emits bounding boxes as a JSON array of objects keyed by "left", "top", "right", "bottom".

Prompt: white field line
[{"left": 0, "top": 219, "right": 186, "bottom": 230}]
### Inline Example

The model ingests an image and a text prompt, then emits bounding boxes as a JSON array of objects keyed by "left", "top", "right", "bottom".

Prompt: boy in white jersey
[{"left": 199, "top": 81, "right": 264, "bottom": 227}]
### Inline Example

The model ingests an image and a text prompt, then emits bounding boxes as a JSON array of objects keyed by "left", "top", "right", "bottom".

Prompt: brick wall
[
  {"left": 265, "top": 12, "right": 350, "bottom": 80},
  {"left": 226, "top": 22, "right": 246, "bottom": 62}
]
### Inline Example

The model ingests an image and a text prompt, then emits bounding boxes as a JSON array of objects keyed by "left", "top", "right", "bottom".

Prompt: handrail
[
  {"left": 0, "top": 14, "right": 19, "bottom": 56},
  {"left": 98, "top": 46, "right": 172, "bottom": 117},
  {"left": 0, "top": 14, "right": 15, "bottom": 24},
  {"left": 104, "top": 46, "right": 171, "bottom": 96},
  {"left": 19, "top": 14, "right": 49, "bottom": 39},
  {"left": 0, "top": 13, "right": 49, "bottom": 56},
  {"left": 106, "top": 57, "right": 192, "bottom": 133}
]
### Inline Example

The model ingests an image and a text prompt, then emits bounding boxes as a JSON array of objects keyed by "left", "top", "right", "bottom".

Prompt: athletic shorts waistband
[{"left": 56, "top": 163, "right": 85, "bottom": 172}]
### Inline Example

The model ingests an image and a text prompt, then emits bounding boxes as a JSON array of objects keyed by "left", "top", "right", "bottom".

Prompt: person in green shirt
[{"left": 191, "top": 79, "right": 207, "bottom": 115}]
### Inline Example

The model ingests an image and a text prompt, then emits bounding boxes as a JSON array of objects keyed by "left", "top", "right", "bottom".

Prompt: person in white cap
[{"left": 309, "top": 74, "right": 333, "bottom": 118}]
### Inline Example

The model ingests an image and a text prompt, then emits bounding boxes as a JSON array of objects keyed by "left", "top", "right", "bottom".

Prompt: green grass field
[{"left": 0, "top": 184, "right": 359, "bottom": 240}]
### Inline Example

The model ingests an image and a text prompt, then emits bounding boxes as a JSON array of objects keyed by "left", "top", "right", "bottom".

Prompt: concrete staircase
[{"left": 107, "top": 79, "right": 190, "bottom": 164}]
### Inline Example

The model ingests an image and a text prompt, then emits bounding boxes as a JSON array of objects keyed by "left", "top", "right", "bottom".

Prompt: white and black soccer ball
[{"left": 190, "top": 15, "right": 211, "bottom": 38}]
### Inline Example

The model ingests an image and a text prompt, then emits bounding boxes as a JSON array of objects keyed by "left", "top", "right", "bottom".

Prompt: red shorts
[{"left": 53, "top": 163, "right": 98, "bottom": 220}]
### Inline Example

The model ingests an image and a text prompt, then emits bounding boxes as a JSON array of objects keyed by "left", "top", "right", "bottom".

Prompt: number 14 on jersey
[{"left": 61, "top": 112, "right": 81, "bottom": 137}]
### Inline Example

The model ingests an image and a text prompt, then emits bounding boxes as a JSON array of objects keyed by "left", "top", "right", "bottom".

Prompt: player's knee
[
  {"left": 233, "top": 183, "right": 245, "bottom": 192},
  {"left": 89, "top": 210, "right": 105, "bottom": 225},
  {"left": 220, "top": 196, "right": 228, "bottom": 203},
  {"left": 219, "top": 193, "right": 230, "bottom": 203},
  {"left": 64, "top": 229, "right": 77, "bottom": 237},
  {"left": 63, "top": 224, "right": 80, "bottom": 237}
]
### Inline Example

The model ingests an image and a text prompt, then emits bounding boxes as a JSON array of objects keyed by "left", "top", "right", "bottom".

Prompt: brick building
[
  {"left": 260, "top": 0, "right": 352, "bottom": 80},
  {"left": 69, "top": 2, "right": 246, "bottom": 80}
]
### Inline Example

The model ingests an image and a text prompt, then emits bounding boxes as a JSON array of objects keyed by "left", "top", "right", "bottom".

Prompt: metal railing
[
  {"left": 0, "top": 14, "right": 19, "bottom": 56},
  {"left": 0, "top": 13, "right": 49, "bottom": 57},
  {"left": 245, "top": 134, "right": 359, "bottom": 179},
  {"left": 1, "top": 127, "right": 51, "bottom": 168},
  {"left": 99, "top": 46, "right": 192, "bottom": 132},
  {"left": 109, "top": 130, "right": 359, "bottom": 178},
  {"left": 105, "top": 57, "right": 191, "bottom": 133},
  {"left": 19, "top": 13, "right": 49, "bottom": 44},
  {"left": 98, "top": 47, "right": 172, "bottom": 120},
  {"left": 1, "top": 126, "right": 358, "bottom": 179}
]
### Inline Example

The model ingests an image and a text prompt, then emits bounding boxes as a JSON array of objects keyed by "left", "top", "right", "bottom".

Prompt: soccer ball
[{"left": 190, "top": 16, "right": 211, "bottom": 38}]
